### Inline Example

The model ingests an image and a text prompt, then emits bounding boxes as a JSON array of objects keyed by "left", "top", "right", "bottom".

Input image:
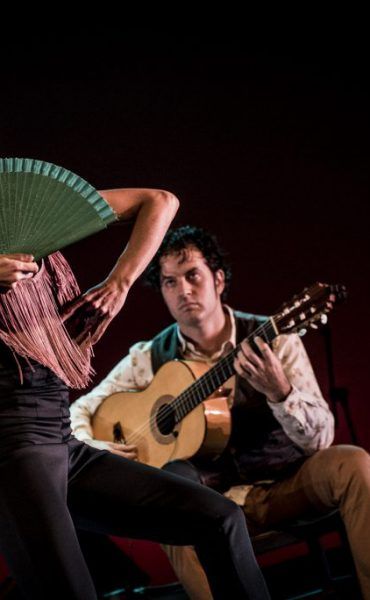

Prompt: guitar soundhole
[{"left": 156, "top": 403, "right": 176, "bottom": 436}]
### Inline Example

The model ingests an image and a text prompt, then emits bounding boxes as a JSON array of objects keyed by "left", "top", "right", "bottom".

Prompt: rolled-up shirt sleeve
[
  {"left": 70, "top": 340, "right": 153, "bottom": 442},
  {"left": 267, "top": 334, "right": 335, "bottom": 454}
]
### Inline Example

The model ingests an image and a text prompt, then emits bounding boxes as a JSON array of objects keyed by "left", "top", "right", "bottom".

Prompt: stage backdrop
[{"left": 2, "top": 34, "right": 369, "bottom": 447}]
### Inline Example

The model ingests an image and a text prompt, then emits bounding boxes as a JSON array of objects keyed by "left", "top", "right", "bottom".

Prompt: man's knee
[
  {"left": 337, "top": 445, "right": 370, "bottom": 481},
  {"left": 328, "top": 445, "right": 369, "bottom": 473},
  {"left": 314, "top": 445, "right": 370, "bottom": 489}
]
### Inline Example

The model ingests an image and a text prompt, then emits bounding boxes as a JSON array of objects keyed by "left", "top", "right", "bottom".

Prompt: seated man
[{"left": 71, "top": 226, "right": 370, "bottom": 600}]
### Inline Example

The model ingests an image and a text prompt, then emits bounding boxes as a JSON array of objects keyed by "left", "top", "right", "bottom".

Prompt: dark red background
[{"left": 1, "top": 32, "right": 369, "bottom": 450}]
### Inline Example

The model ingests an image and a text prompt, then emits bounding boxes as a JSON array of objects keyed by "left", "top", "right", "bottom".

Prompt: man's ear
[{"left": 215, "top": 269, "right": 225, "bottom": 296}]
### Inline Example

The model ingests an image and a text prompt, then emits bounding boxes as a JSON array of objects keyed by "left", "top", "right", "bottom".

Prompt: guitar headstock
[{"left": 272, "top": 283, "right": 347, "bottom": 337}]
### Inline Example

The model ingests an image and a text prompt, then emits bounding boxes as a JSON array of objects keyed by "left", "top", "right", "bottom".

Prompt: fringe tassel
[{"left": 0, "top": 252, "right": 93, "bottom": 389}]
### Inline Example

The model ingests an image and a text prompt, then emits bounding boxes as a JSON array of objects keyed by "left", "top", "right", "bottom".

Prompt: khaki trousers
[{"left": 163, "top": 445, "right": 370, "bottom": 600}]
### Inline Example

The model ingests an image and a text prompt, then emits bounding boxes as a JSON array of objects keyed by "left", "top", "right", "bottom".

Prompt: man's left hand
[{"left": 234, "top": 336, "right": 292, "bottom": 403}]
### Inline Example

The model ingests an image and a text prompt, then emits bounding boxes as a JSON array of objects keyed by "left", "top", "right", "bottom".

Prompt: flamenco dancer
[{"left": 0, "top": 179, "right": 269, "bottom": 600}]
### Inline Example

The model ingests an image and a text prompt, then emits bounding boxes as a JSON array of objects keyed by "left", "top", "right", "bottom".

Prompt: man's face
[{"left": 159, "top": 246, "right": 225, "bottom": 328}]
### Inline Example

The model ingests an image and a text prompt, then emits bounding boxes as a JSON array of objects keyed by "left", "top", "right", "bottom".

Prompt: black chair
[{"left": 251, "top": 510, "right": 361, "bottom": 599}]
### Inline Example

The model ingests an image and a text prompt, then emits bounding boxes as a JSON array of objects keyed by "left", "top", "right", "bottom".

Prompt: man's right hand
[
  {"left": 104, "top": 441, "right": 138, "bottom": 460},
  {"left": 84, "top": 438, "right": 138, "bottom": 460},
  {"left": 0, "top": 253, "right": 39, "bottom": 289}
]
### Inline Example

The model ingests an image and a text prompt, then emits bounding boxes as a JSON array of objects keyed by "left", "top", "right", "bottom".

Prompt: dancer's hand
[
  {"left": 62, "top": 277, "right": 130, "bottom": 347},
  {"left": 0, "top": 253, "right": 39, "bottom": 289}
]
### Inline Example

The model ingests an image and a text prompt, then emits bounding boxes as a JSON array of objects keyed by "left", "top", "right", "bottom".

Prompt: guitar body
[{"left": 92, "top": 360, "right": 232, "bottom": 468}]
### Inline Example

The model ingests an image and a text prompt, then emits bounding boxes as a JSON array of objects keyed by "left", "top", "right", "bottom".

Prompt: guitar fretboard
[{"left": 172, "top": 317, "right": 277, "bottom": 423}]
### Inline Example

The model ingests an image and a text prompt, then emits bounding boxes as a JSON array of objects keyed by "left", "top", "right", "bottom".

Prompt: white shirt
[{"left": 70, "top": 306, "right": 334, "bottom": 454}]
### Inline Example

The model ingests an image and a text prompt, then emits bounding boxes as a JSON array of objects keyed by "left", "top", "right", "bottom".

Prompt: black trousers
[{"left": 0, "top": 360, "right": 270, "bottom": 600}]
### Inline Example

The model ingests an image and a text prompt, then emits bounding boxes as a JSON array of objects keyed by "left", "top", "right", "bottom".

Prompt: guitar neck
[{"left": 173, "top": 317, "right": 278, "bottom": 423}]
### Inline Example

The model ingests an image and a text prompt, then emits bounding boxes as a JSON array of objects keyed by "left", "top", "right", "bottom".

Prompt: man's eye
[
  {"left": 189, "top": 272, "right": 200, "bottom": 280},
  {"left": 164, "top": 279, "right": 175, "bottom": 287}
]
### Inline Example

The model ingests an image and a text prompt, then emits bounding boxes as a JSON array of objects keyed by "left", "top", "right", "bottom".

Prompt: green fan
[{"left": 0, "top": 157, "right": 117, "bottom": 260}]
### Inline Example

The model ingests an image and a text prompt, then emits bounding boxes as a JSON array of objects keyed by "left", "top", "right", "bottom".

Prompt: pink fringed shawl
[{"left": 0, "top": 252, "right": 93, "bottom": 388}]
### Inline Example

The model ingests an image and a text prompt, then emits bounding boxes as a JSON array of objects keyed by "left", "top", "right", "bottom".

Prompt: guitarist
[{"left": 71, "top": 226, "right": 370, "bottom": 600}]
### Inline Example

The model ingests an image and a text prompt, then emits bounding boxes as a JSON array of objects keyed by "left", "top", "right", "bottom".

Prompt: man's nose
[{"left": 178, "top": 279, "right": 192, "bottom": 296}]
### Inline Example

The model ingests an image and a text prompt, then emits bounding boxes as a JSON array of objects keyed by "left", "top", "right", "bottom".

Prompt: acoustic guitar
[{"left": 92, "top": 283, "right": 346, "bottom": 468}]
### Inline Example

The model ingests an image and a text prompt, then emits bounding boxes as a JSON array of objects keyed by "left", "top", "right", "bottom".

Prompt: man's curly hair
[{"left": 144, "top": 225, "right": 232, "bottom": 300}]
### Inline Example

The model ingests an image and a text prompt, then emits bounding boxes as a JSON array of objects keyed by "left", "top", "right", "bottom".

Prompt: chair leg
[
  {"left": 335, "top": 519, "right": 362, "bottom": 597},
  {"left": 305, "top": 536, "right": 337, "bottom": 595}
]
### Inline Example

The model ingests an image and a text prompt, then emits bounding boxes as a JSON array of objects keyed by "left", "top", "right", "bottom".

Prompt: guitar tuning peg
[
  {"left": 298, "top": 328, "right": 307, "bottom": 337},
  {"left": 320, "top": 314, "right": 328, "bottom": 324},
  {"left": 310, "top": 322, "right": 318, "bottom": 329}
]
